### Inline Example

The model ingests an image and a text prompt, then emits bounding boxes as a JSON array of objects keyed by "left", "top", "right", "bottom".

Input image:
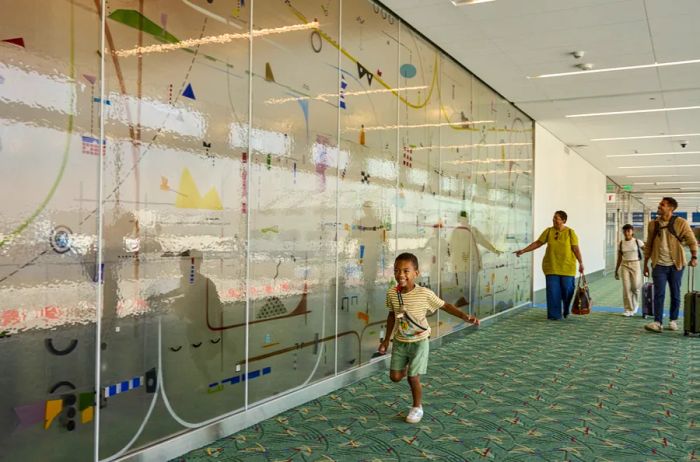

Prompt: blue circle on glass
[
  {"left": 400, "top": 64, "right": 417, "bottom": 79},
  {"left": 50, "top": 225, "right": 73, "bottom": 253},
  {"left": 55, "top": 232, "right": 69, "bottom": 248}
]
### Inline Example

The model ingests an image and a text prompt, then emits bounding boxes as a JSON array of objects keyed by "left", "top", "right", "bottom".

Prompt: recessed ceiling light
[
  {"left": 607, "top": 151, "right": 700, "bottom": 158},
  {"left": 452, "top": 0, "right": 496, "bottom": 5},
  {"left": 593, "top": 133, "right": 700, "bottom": 142},
  {"left": 527, "top": 57, "right": 700, "bottom": 79},
  {"left": 567, "top": 105, "right": 700, "bottom": 118}
]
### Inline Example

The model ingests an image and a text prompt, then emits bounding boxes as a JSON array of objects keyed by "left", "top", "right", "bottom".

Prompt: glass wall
[
  {"left": 0, "top": 1, "right": 533, "bottom": 460},
  {"left": 605, "top": 180, "right": 647, "bottom": 273}
]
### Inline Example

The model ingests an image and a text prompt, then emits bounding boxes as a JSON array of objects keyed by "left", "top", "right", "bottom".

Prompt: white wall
[{"left": 533, "top": 124, "right": 607, "bottom": 291}]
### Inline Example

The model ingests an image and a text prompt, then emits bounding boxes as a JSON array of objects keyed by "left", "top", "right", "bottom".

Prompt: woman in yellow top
[{"left": 514, "top": 211, "right": 585, "bottom": 320}]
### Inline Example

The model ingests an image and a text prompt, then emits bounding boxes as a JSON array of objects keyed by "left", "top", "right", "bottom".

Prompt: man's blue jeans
[
  {"left": 652, "top": 264, "right": 684, "bottom": 324},
  {"left": 545, "top": 275, "right": 575, "bottom": 320}
]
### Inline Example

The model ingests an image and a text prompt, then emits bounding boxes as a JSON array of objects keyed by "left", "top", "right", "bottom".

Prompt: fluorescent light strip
[
  {"left": 265, "top": 86, "right": 428, "bottom": 105},
  {"left": 619, "top": 164, "right": 700, "bottom": 169},
  {"left": 115, "top": 22, "right": 318, "bottom": 57},
  {"left": 452, "top": 0, "right": 496, "bottom": 4},
  {"left": 641, "top": 198, "right": 700, "bottom": 202},
  {"left": 413, "top": 141, "right": 531, "bottom": 151},
  {"left": 352, "top": 120, "right": 494, "bottom": 132},
  {"left": 448, "top": 158, "right": 533, "bottom": 165},
  {"left": 473, "top": 169, "right": 532, "bottom": 175},
  {"left": 639, "top": 191, "right": 700, "bottom": 194},
  {"left": 633, "top": 181, "right": 700, "bottom": 185},
  {"left": 593, "top": 133, "right": 700, "bottom": 142},
  {"left": 528, "top": 58, "right": 700, "bottom": 79},
  {"left": 624, "top": 174, "right": 693, "bottom": 178},
  {"left": 567, "top": 105, "right": 700, "bottom": 118},
  {"left": 608, "top": 151, "right": 700, "bottom": 158}
]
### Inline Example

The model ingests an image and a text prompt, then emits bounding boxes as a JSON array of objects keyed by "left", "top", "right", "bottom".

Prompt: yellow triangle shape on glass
[
  {"left": 174, "top": 168, "right": 223, "bottom": 210},
  {"left": 200, "top": 187, "right": 223, "bottom": 210}
]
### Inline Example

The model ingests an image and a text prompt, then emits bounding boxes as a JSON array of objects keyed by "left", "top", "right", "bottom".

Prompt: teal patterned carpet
[{"left": 173, "top": 276, "right": 700, "bottom": 461}]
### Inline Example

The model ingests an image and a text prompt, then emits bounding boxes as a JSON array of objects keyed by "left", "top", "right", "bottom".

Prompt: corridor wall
[
  {"left": 0, "top": 1, "right": 533, "bottom": 460},
  {"left": 533, "top": 124, "right": 606, "bottom": 293}
]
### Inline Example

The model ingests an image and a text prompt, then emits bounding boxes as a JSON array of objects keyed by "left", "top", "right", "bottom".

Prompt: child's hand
[
  {"left": 378, "top": 341, "right": 389, "bottom": 355},
  {"left": 463, "top": 313, "right": 480, "bottom": 326}
]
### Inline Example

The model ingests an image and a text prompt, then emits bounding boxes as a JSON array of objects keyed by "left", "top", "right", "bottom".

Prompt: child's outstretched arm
[
  {"left": 378, "top": 311, "right": 395, "bottom": 354},
  {"left": 441, "top": 302, "right": 480, "bottom": 326}
]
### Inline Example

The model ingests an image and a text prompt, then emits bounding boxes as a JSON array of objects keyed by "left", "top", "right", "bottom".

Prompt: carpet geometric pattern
[{"left": 173, "top": 304, "right": 700, "bottom": 461}]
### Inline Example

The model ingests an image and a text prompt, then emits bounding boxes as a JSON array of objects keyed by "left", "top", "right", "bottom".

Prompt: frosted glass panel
[
  {"left": 0, "top": 1, "right": 99, "bottom": 459},
  {"left": 337, "top": 0, "right": 399, "bottom": 372}
]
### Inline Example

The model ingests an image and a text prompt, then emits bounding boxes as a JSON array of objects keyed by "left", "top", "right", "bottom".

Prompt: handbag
[{"left": 572, "top": 274, "right": 592, "bottom": 315}]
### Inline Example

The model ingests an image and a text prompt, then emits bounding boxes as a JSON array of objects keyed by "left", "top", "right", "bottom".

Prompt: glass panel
[
  {"left": 438, "top": 55, "right": 479, "bottom": 334},
  {"left": 0, "top": 1, "right": 99, "bottom": 459},
  {"left": 98, "top": 1, "right": 250, "bottom": 457},
  {"left": 395, "top": 24, "right": 443, "bottom": 333},
  {"left": 465, "top": 79, "right": 534, "bottom": 317},
  {"left": 337, "top": 0, "right": 398, "bottom": 371},
  {"left": 247, "top": 0, "right": 340, "bottom": 403},
  {"left": 499, "top": 105, "right": 534, "bottom": 311},
  {"left": 605, "top": 180, "right": 621, "bottom": 273}
]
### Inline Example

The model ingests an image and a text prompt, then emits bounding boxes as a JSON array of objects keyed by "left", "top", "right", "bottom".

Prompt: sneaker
[
  {"left": 406, "top": 406, "right": 424, "bottom": 424},
  {"left": 631, "top": 307, "right": 639, "bottom": 316},
  {"left": 644, "top": 322, "right": 663, "bottom": 333},
  {"left": 669, "top": 320, "right": 679, "bottom": 331},
  {"left": 622, "top": 311, "right": 633, "bottom": 317}
]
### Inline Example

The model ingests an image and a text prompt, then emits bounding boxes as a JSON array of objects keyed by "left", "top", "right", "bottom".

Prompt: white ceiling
[{"left": 381, "top": 0, "right": 700, "bottom": 212}]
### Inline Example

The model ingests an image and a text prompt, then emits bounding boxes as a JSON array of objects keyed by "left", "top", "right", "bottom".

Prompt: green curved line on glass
[{"left": 0, "top": 11, "right": 75, "bottom": 249}]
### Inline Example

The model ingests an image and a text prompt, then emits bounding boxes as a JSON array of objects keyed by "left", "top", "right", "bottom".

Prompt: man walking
[{"left": 643, "top": 197, "right": 698, "bottom": 333}]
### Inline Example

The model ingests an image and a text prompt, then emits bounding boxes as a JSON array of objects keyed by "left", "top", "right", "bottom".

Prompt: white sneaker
[
  {"left": 631, "top": 307, "right": 639, "bottom": 316},
  {"left": 622, "top": 311, "right": 633, "bottom": 317},
  {"left": 406, "top": 406, "right": 424, "bottom": 424},
  {"left": 644, "top": 322, "right": 663, "bottom": 333},
  {"left": 669, "top": 320, "right": 679, "bottom": 331}
]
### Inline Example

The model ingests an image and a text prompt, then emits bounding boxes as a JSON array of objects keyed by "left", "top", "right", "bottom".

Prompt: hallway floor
[{"left": 173, "top": 273, "right": 700, "bottom": 461}]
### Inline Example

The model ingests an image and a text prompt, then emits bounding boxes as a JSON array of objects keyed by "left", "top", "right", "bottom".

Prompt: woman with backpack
[{"left": 615, "top": 224, "right": 644, "bottom": 317}]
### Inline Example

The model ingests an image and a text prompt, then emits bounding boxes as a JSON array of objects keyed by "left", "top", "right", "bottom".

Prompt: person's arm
[
  {"left": 571, "top": 245, "right": 584, "bottom": 273},
  {"left": 514, "top": 240, "right": 544, "bottom": 257},
  {"left": 679, "top": 220, "right": 698, "bottom": 267},
  {"left": 378, "top": 311, "right": 395, "bottom": 354},
  {"left": 643, "top": 222, "right": 655, "bottom": 277},
  {"left": 615, "top": 242, "right": 622, "bottom": 280},
  {"left": 473, "top": 227, "right": 502, "bottom": 254},
  {"left": 440, "top": 302, "right": 479, "bottom": 325}
]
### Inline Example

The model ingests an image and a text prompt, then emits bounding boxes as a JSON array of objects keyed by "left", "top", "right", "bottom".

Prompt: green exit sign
[
  {"left": 623, "top": 185, "right": 633, "bottom": 191},
  {"left": 607, "top": 184, "right": 615, "bottom": 192}
]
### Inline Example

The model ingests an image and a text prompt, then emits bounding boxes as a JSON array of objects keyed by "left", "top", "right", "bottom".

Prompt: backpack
[
  {"left": 619, "top": 238, "right": 642, "bottom": 260},
  {"left": 649, "top": 215, "right": 683, "bottom": 250}
]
